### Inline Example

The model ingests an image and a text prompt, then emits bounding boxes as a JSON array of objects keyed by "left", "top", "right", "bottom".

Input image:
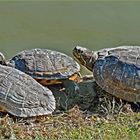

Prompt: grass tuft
[{"left": 0, "top": 104, "right": 140, "bottom": 139}]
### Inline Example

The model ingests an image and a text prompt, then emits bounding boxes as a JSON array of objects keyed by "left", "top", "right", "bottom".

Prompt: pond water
[{"left": 0, "top": 1, "right": 140, "bottom": 73}]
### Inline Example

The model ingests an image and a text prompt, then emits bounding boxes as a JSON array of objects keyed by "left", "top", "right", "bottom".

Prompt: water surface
[{"left": 0, "top": 1, "right": 140, "bottom": 73}]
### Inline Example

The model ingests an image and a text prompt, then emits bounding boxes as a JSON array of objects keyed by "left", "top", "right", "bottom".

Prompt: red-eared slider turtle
[
  {"left": 0, "top": 64, "right": 55, "bottom": 117},
  {"left": 73, "top": 46, "right": 140, "bottom": 103},
  {"left": 0, "top": 49, "right": 80, "bottom": 93}
]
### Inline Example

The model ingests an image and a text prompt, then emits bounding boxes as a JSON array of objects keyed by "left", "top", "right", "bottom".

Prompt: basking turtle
[
  {"left": 0, "top": 64, "right": 55, "bottom": 117},
  {"left": 73, "top": 45, "right": 140, "bottom": 102},
  {"left": 0, "top": 49, "right": 80, "bottom": 93}
]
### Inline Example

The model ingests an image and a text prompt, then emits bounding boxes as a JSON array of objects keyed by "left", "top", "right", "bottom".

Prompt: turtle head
[
  {"left": 0, "top": 52, "right": 6, "bottom": 65},
  {"left": 73, "top": 46, "right": 97, "bottom": 72}
]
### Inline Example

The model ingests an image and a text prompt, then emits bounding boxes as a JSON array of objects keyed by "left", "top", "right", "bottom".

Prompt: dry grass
[{"left": 0, "top": 96, "right": 140, "bottom": 140}]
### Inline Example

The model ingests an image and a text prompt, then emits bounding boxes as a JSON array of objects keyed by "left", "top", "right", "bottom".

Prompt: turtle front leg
[{"left": 61, "top": 80, "right": 80, "bottom": 96}]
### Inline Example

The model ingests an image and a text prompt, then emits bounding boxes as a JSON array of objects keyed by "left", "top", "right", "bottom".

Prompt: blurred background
[{"left": 0, "top": 1, "right": 140, "bottom": 74}]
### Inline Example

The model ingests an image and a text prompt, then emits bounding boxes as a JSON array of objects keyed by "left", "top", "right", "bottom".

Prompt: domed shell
[
  {"left": 0, "top": 64, "right": 55, "bottom": 117},
  {"left": 73, "top": 46, "right": 140, "bottom": 102},
  {"left": 94, "top": 46, "right": 140, "bottom": 102},
  {"left": 9, "top": 48, "right": 80, "bottom": 81}
]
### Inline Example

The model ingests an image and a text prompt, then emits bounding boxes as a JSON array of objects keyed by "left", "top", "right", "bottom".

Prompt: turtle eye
[
  {"left": 77, "top": 49, "right": 82, "bottom": 54},
  {"left": 78, "top": 50, "right": 83, "bottom": 54}
]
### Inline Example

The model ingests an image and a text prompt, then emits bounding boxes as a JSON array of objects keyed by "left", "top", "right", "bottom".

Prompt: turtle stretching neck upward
[
  {"left": 73, "top": 45, "right": 140, "bottom": 103},
  {"left": 0, "top": 52, "right": 6, "bottom": 65}
]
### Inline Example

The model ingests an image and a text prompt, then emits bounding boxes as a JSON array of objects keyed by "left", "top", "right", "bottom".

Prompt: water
[{"left": 0, "top": 1, "right": 140, "bottom": 73}]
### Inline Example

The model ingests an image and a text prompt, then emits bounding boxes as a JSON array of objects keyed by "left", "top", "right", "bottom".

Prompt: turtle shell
[
  {"left": 94, "top": 46, "right": 140, "bottom": 102},
  {"left": 74, "top": 46, "right": 140, "bottom": 102},
  {"left": 9, "top": 48, "right": 80, "bottom": 85},
  {"left": 0, "top": 64, "right": 55, "bottom": 117}
]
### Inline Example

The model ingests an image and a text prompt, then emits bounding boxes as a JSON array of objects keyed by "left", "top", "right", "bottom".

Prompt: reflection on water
[{"left": 0, "top": 1, "right": 140, "bottom": 73}]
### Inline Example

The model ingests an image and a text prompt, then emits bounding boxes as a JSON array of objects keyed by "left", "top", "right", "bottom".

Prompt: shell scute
[
  {"left": 0, "top": 64, "right": 55, "bottom": 117},
  {"left": 9, "top": 49, "right": 80, "bottom": 84}
]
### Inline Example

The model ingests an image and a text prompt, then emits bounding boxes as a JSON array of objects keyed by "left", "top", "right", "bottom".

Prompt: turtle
[
  {"left": 0, "top": 64, "right": 55, "bottom": 117},
  {"left": 73, "top": 45, "right": 140, "bottom": 103},
  {"left": 0, "top": 48, "right": 80, "bottom": 94}
]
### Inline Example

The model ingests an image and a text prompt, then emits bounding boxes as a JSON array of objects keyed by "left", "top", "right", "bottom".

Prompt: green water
[{"left": 0, "top": 1, "right": 140, "bottom": 73}]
